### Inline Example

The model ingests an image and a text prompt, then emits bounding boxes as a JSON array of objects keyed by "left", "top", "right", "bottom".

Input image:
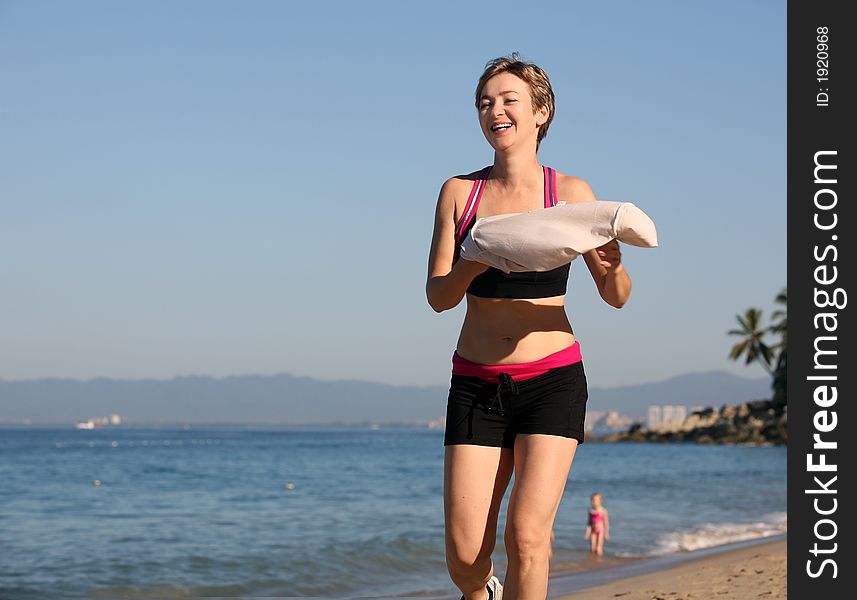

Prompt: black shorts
[{"left": 444, "top": 361, "right": 588, "bottom": 448}]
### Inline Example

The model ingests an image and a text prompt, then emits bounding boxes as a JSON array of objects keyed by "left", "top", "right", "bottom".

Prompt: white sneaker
[
  {"left": 458, "top": 576, "right": 503, "bottom": 600},
  {"left": 487, "top": 576, "right": 503, "bottom": 600}
]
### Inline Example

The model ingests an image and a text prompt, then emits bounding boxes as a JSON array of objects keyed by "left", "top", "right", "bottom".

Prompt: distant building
[
  {"left": 584, "top": 410, "right": 606, "bottom": 432},
  {"left": 647, "top": 405, "right": 662, "bottom": 429},
  {"left": 600, "top": 410, "right": 633, "bottom": 430},
  {"left": 648, "top": 404, "right": 687, "bottom": 429},
  {"left": 586, "top": 410, "right": 634, "bottom": 433},
  {"left": 110, "top": 414, "right": 122, "bottom": 426}
]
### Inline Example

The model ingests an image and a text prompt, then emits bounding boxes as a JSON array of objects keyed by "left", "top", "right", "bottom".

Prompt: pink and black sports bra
[{"left": 454, "top": 165, "right": 571, "bottom": 299}]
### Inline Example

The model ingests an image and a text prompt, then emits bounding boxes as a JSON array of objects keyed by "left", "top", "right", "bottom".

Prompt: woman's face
[{"left": 477, "top": 72, "right": 548, "bottom": 152}]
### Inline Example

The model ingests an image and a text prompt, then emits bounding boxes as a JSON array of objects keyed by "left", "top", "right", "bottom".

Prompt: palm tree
[
  {"left": 769, "top": 288, "right": 787, "bottom": 348},
  {"left": 769, "top": 288, "right": 787, "bottom": 405},
  {"left": 728, "top": 308, "right": 774, "bottom": 376}
]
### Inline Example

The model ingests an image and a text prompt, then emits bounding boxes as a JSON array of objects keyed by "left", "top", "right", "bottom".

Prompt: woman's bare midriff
[{"left": 455, "top": 293, "right": 576, "bottom": 365}]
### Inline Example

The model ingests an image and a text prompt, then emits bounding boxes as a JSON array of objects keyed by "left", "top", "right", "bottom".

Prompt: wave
[
  {"left": 612, "top": 513, "right": 787, "bottom": 557},
  {"left": 644, "top": 512, "right": 786, "bottom": 556}
]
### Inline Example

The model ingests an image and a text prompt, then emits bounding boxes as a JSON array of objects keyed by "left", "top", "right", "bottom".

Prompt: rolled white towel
[{"left": 459, "top": 200, "right": 658, "bottom": 273}]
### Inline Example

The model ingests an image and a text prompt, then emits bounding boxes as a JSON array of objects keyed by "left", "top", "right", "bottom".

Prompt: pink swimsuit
[{"left": 589, "top": 510, "right": 604, "bottom": 534}]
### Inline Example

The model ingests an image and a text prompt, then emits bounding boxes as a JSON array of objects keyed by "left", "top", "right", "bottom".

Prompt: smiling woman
[
  {"left": 425, "top": 54, "right": 634, "bottom": 600},
  {"left": 476, "top": 62, "right": 554, "bottom": 150}
]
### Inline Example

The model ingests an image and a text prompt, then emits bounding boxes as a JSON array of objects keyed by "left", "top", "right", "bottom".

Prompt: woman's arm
[
  {"left": 558, "top": 176, "right": 632, "bottom": 308},
  {"left": 603, "top": 508, "right": 610, "bottom": 539},
  {"left": 584, "top": 240, "right": 632, "bottom": 308},
  {"left": 426, "top": 178, "right": 490, "bottom": 313}
]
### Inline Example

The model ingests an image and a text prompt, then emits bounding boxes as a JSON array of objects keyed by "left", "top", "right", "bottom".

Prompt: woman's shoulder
[
  {"left": 434, "top": 169, "right": 490, "bottom": 227},
  {"left": 441, "top": 168, "right": 490, "bottom": 190},
  {"left": 553, "top": 170, "right": 597, "bottom": 204},
  {"left": 437, "top": 169, "right": 491, "bottom": 214}
]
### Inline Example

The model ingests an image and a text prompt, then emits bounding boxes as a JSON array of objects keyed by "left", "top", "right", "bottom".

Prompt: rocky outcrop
[{"left": 597, "top": 399, "right": 787, "bottom": 445}]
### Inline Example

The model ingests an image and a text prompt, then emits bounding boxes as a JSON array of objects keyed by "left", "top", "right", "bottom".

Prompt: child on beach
[{"left": 584, "top": 492, "right": 609, "bottom": 556}]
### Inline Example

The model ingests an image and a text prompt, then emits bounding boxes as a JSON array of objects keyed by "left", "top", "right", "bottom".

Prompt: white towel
[{"left": 459, "top": 201, "right": 658, "bottom": 273}]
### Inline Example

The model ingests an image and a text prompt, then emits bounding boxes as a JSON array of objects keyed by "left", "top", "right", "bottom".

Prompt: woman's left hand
[{"left": 596, "top": 239, "right": 623, "bottom": 273}]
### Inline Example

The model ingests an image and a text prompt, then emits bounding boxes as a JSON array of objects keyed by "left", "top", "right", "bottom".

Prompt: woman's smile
[{"left": 490, "top": 122, "right": 514, "bottom": 135}]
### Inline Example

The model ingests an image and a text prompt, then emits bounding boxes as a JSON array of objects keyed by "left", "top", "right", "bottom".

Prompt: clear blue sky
[{"left": 0, "top": 0, "right": 785, "bottom": 387}]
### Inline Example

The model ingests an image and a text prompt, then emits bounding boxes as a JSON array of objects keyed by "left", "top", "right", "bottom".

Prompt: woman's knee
[
  {"left": 504, "top": 522, "right": 552, "bottom": 564},
  {"left": 446, "top": 535, "right": 495, "bottom": 578}
]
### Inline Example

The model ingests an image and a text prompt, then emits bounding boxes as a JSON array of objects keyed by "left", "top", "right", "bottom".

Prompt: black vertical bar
[{"left": 788, "top": 0, "right": 854, "bottom": 598}]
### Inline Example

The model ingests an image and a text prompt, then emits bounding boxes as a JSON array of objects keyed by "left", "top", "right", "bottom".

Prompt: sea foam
[{"left": 646, "top": 512, "right": 787, "bottom": 555}]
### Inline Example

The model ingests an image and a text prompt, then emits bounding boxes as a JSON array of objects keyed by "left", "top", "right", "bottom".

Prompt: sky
[{"left": 0, "top": 0, "right": 786, "bottom": 388}]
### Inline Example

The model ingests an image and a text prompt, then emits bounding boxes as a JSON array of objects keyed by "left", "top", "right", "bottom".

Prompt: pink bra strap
[
  {"left": 455, "top": 166, "right": 492, "bottom": 243},
  {"left": 543, "top": 166, "right": 551, "bottom": 208},
  {"left": 551, "top": 167, "right": 558, "bottom": 206},
  {"left": 544, "top": 166, "right": 558, "bottom": 207}
]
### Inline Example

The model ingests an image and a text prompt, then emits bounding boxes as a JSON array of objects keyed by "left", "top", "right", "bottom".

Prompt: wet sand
[{"left": 552, "top": 539, "right": 786, "bottom": 600}]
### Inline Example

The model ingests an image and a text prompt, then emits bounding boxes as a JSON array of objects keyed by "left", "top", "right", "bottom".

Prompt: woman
[{"left": 425, "top": 55, "right": 632, "bottom": 600}]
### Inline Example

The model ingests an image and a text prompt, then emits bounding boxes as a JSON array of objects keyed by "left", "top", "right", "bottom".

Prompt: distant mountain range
[{"left": 0, "top": 371, "right": 770, "bottom": 426}]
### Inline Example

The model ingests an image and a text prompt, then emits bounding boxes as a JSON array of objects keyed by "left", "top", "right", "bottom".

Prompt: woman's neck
[{"left": 490, "top": 148, "right": 542, "bottom": 192}]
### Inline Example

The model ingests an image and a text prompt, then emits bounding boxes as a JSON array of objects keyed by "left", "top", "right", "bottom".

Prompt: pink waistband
[{"left": 452, "top": 341, "right": 582, "bottom": 383}]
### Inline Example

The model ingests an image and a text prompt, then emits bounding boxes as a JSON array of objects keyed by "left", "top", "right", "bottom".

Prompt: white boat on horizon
[{"left": 73, "top": 414, "right": 121, "bottom": 429}]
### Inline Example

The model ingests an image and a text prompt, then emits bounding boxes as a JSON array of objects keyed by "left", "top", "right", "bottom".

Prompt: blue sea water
[{"left": 0, "top": 427, "right": 786, "bottom": 599}]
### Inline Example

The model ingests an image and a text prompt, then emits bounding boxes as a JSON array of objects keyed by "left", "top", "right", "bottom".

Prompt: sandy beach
[{"left": 553, "top": 539, "right": 786, "bottom": 600}]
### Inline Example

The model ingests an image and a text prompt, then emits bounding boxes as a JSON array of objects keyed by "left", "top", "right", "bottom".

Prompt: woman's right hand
[
  {"left": 426, "top": 257, "right": 490, "bottom": 313},
  {"left": 455, "top": 257, "right": 491, "bottom": 278}
]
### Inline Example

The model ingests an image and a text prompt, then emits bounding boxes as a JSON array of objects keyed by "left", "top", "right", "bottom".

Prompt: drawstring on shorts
[{"left": 486, "top": 372, "right": 518, "bottom": 417}]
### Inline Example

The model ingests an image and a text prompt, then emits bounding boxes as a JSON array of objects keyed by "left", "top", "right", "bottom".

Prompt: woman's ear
[{"left": 535, "top": 104, "right": 549, "bottom": 126}]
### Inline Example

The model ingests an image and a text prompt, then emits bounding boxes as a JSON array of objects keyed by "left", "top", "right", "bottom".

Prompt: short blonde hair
[{"left": 475, "top": 53, "right": 556, "bottom": 147}]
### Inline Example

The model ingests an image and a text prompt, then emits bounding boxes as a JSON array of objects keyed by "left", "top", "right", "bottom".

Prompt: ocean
[{"left": 0, "top": 427, "right": 786, "bottom": 599}]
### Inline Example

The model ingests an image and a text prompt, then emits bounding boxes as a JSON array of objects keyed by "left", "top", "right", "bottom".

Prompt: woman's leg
[
  {"left": 503, "top": 434, "right": 578, "bottom": 600},
  {"left": 445, "top": 444, "right": 515, "bottom": 600}
]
